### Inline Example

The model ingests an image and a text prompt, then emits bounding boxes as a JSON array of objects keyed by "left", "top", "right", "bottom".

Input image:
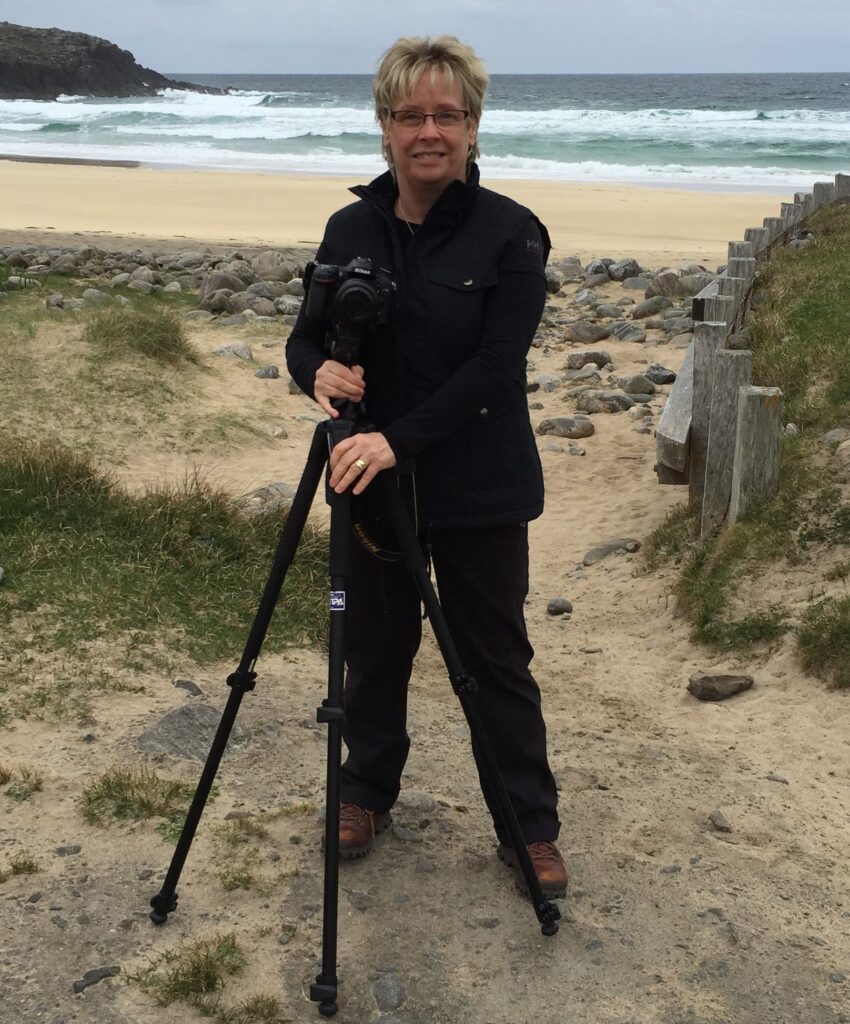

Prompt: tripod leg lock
[
  {"left": 316, "top": 701, "right": 344, "bottom": 724},
  {"left": 536, "top": 898, "right": 562, "bottom": 936},
  {"left": 227, "top": 668, "right": 258, "bottom": 693}
]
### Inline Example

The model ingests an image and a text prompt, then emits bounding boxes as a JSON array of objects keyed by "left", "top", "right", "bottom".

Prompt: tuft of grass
[
  {"left": 217, "top": 817, "right": 269, "bottom": 846},
  {"left": 4, "top": 767, "right": 43, "bottom": 802},
  {"left": 218, "top": 995, "right": 294, "bottom": 1024},
  {"left": 0, "top": 764, "right": 12, "bottom": 785},
  {"left": 219, "top": 866, "right": 256, "bottom": 891},
  {"left": 81, "top": 766, "right": 195, "bottom": 828},
  {"left": 750, "top": 204, "right": 850, "bottom": 430},
  {"left": 0, "top": 851, "right": 40, "bottom": 884},
  {"left": 641, "top": 503, "right": 699, "bottom": 570},
  {"left": 84, "top": 304, "right": 199, "bottom": 364},
  {"left": 797, "top": 595, "right": 850, "bottom": 688},
  {"left": 128, "top": 932, "right": 246, "bottom": 1013},
  {"left": 0, "top": 440, "right": 329, "bottom": 672}
]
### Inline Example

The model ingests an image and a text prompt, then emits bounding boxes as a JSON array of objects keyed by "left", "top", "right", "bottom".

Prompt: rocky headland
[{"left": 0, "top": 21, "right": 223, "bottom": 100}]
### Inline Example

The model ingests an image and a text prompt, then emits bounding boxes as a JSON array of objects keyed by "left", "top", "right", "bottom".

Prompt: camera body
[{"left": 304, "top": 256, "right": 395, "bottom": 365}]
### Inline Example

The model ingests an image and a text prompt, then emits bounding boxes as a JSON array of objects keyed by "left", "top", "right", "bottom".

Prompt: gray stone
[
  {"left": 82, "top": 288, "right": 110, "bottom": 304},
  {"left": 566, "top": 365, "right": 602, "bottom": 383},
  {"left": 582, "top": 538, "right": 641, "bottom": 565},
  {"left": 137, "top": 704, "right": 250, "bottom": 760},
  {"left": 547, "top": 598, "right": 573, "bottom": 615},
  {"left": 632, "top": 296, "right": 674, "bottom": 319},
  {"left": 274, "top": 295, "right": 303, "bottom": 315},
  {"left": 709, "top": 810, "right": 733, "bottom": 833},
  {"left": 255, "top": 365, "right": 280, "bottom": 379},
  {"left": 162, "top": 281, "right": 182, "bottom": 293},
  {"left": 536, "top": 416, "right": 595, "bottom": 439},
  {"left": 565, "top": 320, "right": 610, "bottom": 344},
  {"left": 622, "top": 276, "right": 650, "bottom": 290},
  {"left": 585, "top": 258, "right": 611, "bottom": 277},
  {"left": 242, "top": 481, "right": 297, "bottom": 512},
  {"left": 533, "top": 372, "right": 561, "bottom": 393},
  {"left": 671, "top": 332, "right": 694, "bottom": 348},
  {"left": 109, "top": 272, "right": 131, "bottom": 287},
  {"left": 646, "top": 269, "right": 689, "bottom": 299},
  {"left": 372, "top": 973, "right": 406, "bottom": 1012},
  {"left": 282, "top": 278, "right": 305, "bottom": 297},
  {"left": 622, "top": 375, "right": 656, "bottom": 395},
  {"left": 584, "top": 272, "right": 611, "bottom": 289},
  {"left": 213, "top": 342, "right": 253, "bottom": 360},
  {"left": 395, "top": 789, "right": 438, "bottom": 813},
  {"left": 576, "top": 391, "right": 635, "bottom": 414},
  {"left": 687, "top": 672, "right": 754, "bottom": 702},
  {"left": 217, "top": 313, "right": 249, "bottom": 326},
  {"left": 566, "top": 350, "right": 612, "bottom": 370},
  {"left": 173, "top": 678, "right": 202, "bottom": 697},
  {"left": 55, "top": 845, "right": 82, "bottom": 856},
  {"left": 645, "top": 362, "right": 676, "bottom": 385},
  {"left": 595, "top": 304, "right": 624, "bottom": 318},
  {"left": 610, "top": 322, "right": 647, "bottom": 343},
  {"left": 608, "top": 258, "right": 642, "bottom": 282},
  {"left": 573, "top": 288, "right": 596, "bottom": 306},
  {"left": 821, "top": 428, "right": 850, "bottom": 446},
  {"left": 72, "top": 966, "right": 120, "bottom": 994},
  {"left": 183, "top": 310, "right": 214, "bottom": 322},
  {"left": 128, "top": 279, "right": 154, "bottom": 295}
]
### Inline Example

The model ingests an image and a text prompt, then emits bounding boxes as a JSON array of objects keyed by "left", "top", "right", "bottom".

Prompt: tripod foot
[
  {"left": 310, "top": 979, "right": 338, "bottom": 1017},
  {"left": 149, "top": 891, "right": 178, "bottom": 925},
  {"left": 536, "top": 898, "right": 561, "bottom": 937},
  {"left": 318, "top": 1000, "right": 338, "bottom": 1018}
]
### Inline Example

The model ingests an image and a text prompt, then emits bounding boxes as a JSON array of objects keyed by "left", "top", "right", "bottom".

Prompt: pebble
[
  {"left": 173, "top": 678, "right": 202, "bottom": 696},
  {"left": 372, "top": 973, "right": 406, "bottom": 1012},
  {"left": 579, "top": 645, "right": 603, "bottom": 655},
  {"left": 213, "top": 341, "right": 253, "bottom": 360},
  {"left": 54, "top": 845, "right": 81, "bottom": 857},
  {"left": 582, "top": 538, "right": 641, "bottom": 565},
  {"left": 687, "top": 672, "right": 754, "bottom": 702},
  {"left": 547, "top": 598, "right": 573, "bottom": 615},
  {"left": 72, "top": 965, "right": 120, "bottom": 994},
  {"left": 255, "top": 365, "right": 280, "bottom": 379},
  {"left": 708, "top": 810, "right": 733, "bottom": 833}
]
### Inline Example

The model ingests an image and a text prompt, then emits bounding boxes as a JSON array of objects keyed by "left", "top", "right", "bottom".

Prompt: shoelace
[
  {"left": 339, "top": 803, "right": 370, "bottom": 823},
  {"left": 527, "top": 841, "right": 560, "bottom": 862}
]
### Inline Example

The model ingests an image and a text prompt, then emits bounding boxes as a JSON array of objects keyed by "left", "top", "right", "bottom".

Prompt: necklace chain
[{"left": 397, "top": 197, "right": 417, "bottom": 236}]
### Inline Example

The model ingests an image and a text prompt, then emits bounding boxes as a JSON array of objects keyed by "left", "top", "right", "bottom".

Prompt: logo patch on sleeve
[{"left": 330, "top": 591, "right": 346, "bottom": 611}]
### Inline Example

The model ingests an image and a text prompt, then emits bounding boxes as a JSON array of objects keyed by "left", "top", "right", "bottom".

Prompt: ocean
[{"left": 1, "top": 73, "right": 848, "bottom": 191}]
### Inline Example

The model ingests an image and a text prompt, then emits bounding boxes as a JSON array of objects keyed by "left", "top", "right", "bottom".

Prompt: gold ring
[{"left": 354, "top": 458, "right": 367, "bottom": 472}]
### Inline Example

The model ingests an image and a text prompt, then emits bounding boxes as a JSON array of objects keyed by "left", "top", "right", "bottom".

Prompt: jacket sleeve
[
  {"left": 381, "top": 217, "right": 547, "bottom": 463},
  {"left": 284, "top": 239, "right": 331, "bottom": 400}
]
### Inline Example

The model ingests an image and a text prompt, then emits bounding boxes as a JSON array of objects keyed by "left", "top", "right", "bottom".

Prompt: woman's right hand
[{"left": 313, "top": 360, "right": 365, "bottom": 418}]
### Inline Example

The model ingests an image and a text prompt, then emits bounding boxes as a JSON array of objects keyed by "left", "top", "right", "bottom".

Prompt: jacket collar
[{"left": 350, "top": 163, "right": 481, "bottom": 231}]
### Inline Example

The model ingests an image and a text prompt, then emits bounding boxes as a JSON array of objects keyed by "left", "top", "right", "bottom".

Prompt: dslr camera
[{"left": 304, "top": 256, "right": 395, "bottom": 365}]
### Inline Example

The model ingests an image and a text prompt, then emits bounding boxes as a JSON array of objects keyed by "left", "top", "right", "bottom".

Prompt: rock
[
  {"left": 687, "top": 672, "right": 754, "bottom": 702},
  {"left": 585, "top": 258, "right": 611, "bottom": 277},
  {"left": 727, "top": 326, "right": 752, "bottom": 350},
  {"left": 784, "top": 423, "right": 800, "bottom": 437},
  {"left": 671, "top": 332, "right": 694, "bottom": 348},
  {"left": 255, "top": 365, "right": 280, "bottom": 379},
  {"left": 81, "top": 288, "right": 110, "bottom": 304},
  {"left": 372, "top": 973, "right": 406, "bottom": 1012},
  {"left": 109, "top": 272, "right": 131, "bottom": 287},
  {"left": 821, "top": 428, "right": 850, "bottom": 446},
  {"left": 610, "top": 322, "right": 647, "bottom": 343},
  {"left": 130, "top": 266, "right": 163, "bottom": 285},
  {"left": 632, "top": 296, "right": 674, "bottom": 319},
  {"left": 173, "top": 678, "right": 202, "bottom": 697},
  {"left": 566, "top": 350, "right": 612, "bottom": 370},
  {"left": 547, "top": 598, "right": 573, "bottom": 615},
  {"left": 137, "top": 704, "right": 250, "bottom": 760},
  {"left": 46, "top": 292, "right": 64, "bottom": 309},
  {"left": 533, "top": 372, "right": 561, "bottom": 393},
  {"left": 282, "top": 278, "right": 304, "bottom": 297},
  {"left": 709, "top": 810, "right": 733, "bottom": 833},
  {"left": 622, "top": 276, "right": 650, "bottom": 290},
  {"left": 394, "top": 789, "right": 438, "bottom": 813},
  {"left": 217, "top": 313, "right": 249, "bottom": 326},
  {"left": 622, "top": 375, "right": 656, "bottom": 396},
  {"left": 569, "top": 445, "right": 586, "bottom": 456},
  {"left": 198, "top": 271, "right": 245, "bottom": 305},
  {"left": 242, "top": 481, "right": 297, "bottom": 512},
  {"left": 162, "top": 281, "right": 182, "bottom": 293},
  {"left": 576, "top": 391, "right": 634, "bottom": 414},
  {"left": 55, "top": 845, "right": 82, "bottom": 857},
  {"left": 536, "top": 416, "right": 595, "bottom": 439},
  {"left": 645, "top": 362, "right": 676, "bottom": 385},
  {"left": 645, "top": 269, "right": 689, "bottom": 299},
  {"left": 680, "top": 272, "right": 717, "bottom": 296},
  {"left": 766, "top": 773, "right": 789, "bottom": 784},
  {"left": 183, "top": 309, "right": 214, "bottom": 322},
  {"left": 573, "top": 288, "right": 596, "bottom": 306},
  {"left": 565, "top": 320, "right": 611, "bottom": 344},
  {"left": 545, "top": 269, "right": 564, "bottom": 294},
  {"left": 274, "top": 295, "right": 303, "bottom": 315},
  {"left": 566, "top": 365, "right": 602, "bottom": 383},
  {"left": 582, "top": 538, "right": 641, "bottom": 565},
  {"left": 213, "top": 342, "right": 253, "bottom": 360},
  {"left": 595, "top": 303, "right": 623, "bottom": 318},
  {"left": 663, "top": 316, "right": 694, "bottom": 336},
  {"left": 128, "top": 279, "right": 154, "bottom": 295},
  {"left": 72, "top": 966, "right": 120, "bottom": 995},
  {"left": 608, "top": 258, "right": 642, "bottom": 281},
  {"left": 584, "top": 272, "right": 611, "bottom": 289}
]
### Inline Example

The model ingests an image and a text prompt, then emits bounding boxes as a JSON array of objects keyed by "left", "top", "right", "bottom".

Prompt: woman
[{"left": 286, "top": 35, "right": 565, "bottom": 897}]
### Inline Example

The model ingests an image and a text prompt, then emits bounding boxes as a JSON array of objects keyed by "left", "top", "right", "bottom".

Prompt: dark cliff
[{"left": 0, "top": 21, "right": 223, "bottom": 100}]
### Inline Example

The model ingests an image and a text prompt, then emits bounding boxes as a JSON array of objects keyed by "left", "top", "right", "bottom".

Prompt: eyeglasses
[{"left": 388, "top": 109, "right": 470, "bottom": 129}]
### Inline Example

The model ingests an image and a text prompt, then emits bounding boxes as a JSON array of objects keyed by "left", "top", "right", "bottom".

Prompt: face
[{"left": 382, "top": 72, "right": 478, "bottom": 195}]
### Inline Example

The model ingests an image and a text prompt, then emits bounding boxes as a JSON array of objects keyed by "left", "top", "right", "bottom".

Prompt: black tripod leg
[
  {"left": 376, "top": 476, "right": 561, "bottom": 937},
  {"left": 149, "top": 422, "right": 330, "bottom": 925},
  {"left": 309, "top": 480, "right": 352, "bottom": 1018}
]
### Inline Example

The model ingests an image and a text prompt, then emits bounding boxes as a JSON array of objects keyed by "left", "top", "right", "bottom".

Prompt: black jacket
[{"left": 286, "top": 165, "right": 550, "bottom": 530}]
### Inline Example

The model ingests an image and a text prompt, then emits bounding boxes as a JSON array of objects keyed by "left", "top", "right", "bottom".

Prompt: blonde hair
[{"left": 374, "top": 35, "right": 489, "bottom": 170}]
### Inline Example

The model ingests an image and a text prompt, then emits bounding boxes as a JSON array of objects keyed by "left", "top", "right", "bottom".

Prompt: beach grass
[
  {"left": 646, "top": 204, "right": 850, "bottom": 676},
  {"left": 81, "top": 766, "right": 196, "bottom": 827},
  {"left": 128, "top": 932, "right": 246, "bottom": 1013},
  {"left": 83, "top": 303, "right": 200, "bottom": 364},
  {"left": 0, "top": 851, "right": 40, "bottom": 884},
  {"left": 0, "top": 440, "right": 328, "bottom": 682}
]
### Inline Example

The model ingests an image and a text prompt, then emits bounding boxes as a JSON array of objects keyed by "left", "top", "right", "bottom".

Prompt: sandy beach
[{"left": 0, "top": 158, "right": 786, "bottom": 267}]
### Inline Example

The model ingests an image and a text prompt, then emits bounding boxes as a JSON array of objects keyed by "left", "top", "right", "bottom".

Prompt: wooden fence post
[
  {"left": 728, "top": 241, "right": 754, "bottom": 261},
  {"left": 701, "top": 350, "right": 753, "bottom": 536},
  {"left": 728, "top": 387, "right": 784, "bottom": 526},
  {"left": 744, "top": 226, "right": 770, "bottom": 254},
  {"left": 655, "top": 341, "right": 694, "bottom": 485},
  {"left": 813, "top": 181, "right": 836, "bottom": 208},
  {"left": 835, "top": 173, "right": 850, "bottom": 201},
  {"left": 689, "top": 322, "right": 727, "bottom": 507}
]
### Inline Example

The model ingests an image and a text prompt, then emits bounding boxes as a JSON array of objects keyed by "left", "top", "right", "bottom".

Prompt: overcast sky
[{"left": 4, "top": 1, "right": 849, "bottom": 74}]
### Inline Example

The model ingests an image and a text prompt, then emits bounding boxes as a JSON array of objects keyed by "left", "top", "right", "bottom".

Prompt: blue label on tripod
[{"left": 330, "top": 591, "right": 346, "bottom": 611}]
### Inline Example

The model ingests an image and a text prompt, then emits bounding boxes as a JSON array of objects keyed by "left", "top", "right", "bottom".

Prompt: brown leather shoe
[
  {"left": 497, "top": 841, "right": 568, "bottom": 898},
  {"left": 335, "top": 803, "right": 392, "bottom": 860}
]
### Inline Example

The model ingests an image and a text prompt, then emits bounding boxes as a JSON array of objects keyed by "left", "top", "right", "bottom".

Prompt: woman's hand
[
  {"left": 329, "top": 432, "right": 397, "bottom": 495},
  {"left": 314, "top": 360, "right": 365, "bottom": 418}
]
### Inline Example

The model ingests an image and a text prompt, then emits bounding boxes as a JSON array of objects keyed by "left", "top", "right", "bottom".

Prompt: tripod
[{"left": 148, "top": 405, "right": 561, "bottom": 1018}]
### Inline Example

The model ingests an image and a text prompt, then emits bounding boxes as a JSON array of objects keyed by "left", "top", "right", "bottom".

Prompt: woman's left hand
[{"left": 329, "top": 432, "right": 397, "bottom": 495}]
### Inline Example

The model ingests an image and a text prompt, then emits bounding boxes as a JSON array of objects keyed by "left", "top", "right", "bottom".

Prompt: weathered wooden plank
[
  {"left": 689, "top": 322, "right": 727, "bottom": 507},
  {"left": 699, "top": 294, "right": 735, "bottom": 329},
  {"left": 701, "top": 350, "right": 753, "bottom": 536},
  {"left": 763, "top": 216, "right": 785, "bottom": 242},
  {"left": 728, "top": 241, "right": 754, "bottom": 261},
  {"left": 781, "top": 202, "right": 802, "bottom": 227},
  {"left": 727, "top": 257, "right": 756, "bottom": 285},
  {"left": 744, "top": 226, "right": 770, "bottom": 254},
  {"left": 813, "top": 181, "right": 836, "bottom": 208},
  {"left": 835, "top": 173, "right": 850, "bottom": 202},
  {"left": 728, "top": 386, "right": 784, "bottom": 526},
  {"left": 718, "top": 274, "right": 747, "bottom": 313},
  {"left": 656, "top": 341, "right": 694, "bottom": 477}
]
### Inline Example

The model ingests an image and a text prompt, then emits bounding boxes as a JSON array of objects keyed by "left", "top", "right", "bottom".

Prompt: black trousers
[{"left": 339, "top": 522, "right": 560, "bottom": 847}]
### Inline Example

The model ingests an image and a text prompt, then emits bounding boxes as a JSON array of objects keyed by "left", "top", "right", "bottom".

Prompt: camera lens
[{"left": 334, "top": 280, "right": 378, "bottom": 325}]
